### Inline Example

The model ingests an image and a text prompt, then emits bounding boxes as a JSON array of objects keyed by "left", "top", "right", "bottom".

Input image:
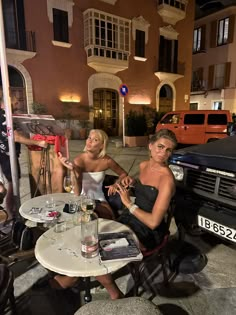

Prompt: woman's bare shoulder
[
  {"left": 73, "top": 153, "right": 86, "bottom": 165},
  {"left": 160, "top": 167, "right": 175, "bottom": 187},
  {"left": 140, "top": 160, "right": 149, "bottom": 169}
]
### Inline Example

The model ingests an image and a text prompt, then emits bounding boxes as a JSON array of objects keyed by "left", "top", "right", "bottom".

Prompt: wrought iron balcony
[
  {"left": 154, "top": 61, "right": 185, "bottom": 82},
  {"left": 5, "top": 30, "right": 36, "bottom": 52}
]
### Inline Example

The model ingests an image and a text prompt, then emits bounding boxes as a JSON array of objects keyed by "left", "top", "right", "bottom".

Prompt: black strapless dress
[{"left": 118, "top": 180, "right": 167, "bottom": 250}]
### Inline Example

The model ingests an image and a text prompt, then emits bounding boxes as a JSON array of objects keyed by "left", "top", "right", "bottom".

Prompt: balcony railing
[
  {"left": 155, "top": 61, "right": 185, "bottom": 82},
  {"left": 158, "top": 0, "right": 187, "bottom": 12},
  {"left": 157, "top": 61, "right": 185, "bottom": 75},
  {"left": 157, "top": 0, "right": 188, "bottom": 24},
  {"left": 85, "top": 45, "right": 129, "bottom": 74},
  {"left": 6, "top": 30, "right": 36, "bottom": 52}
]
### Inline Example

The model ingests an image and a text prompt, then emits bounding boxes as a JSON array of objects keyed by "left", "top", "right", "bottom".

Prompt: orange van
[{"left": 156, "top": 110, "right": 232, "bottom": 144}]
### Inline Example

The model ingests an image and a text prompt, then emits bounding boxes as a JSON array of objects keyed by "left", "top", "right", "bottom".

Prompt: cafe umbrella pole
[{"left": 0, "top": 0, "right": 21, "bottom": 210}]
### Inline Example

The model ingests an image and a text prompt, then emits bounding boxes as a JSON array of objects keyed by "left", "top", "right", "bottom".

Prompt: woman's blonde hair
[{"left": 84, "top": 129, "right": 108, "bottom": 158}]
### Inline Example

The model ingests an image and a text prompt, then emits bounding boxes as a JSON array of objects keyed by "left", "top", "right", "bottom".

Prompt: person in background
[
  {"left": 0, "top": 98, "right": 48, "bottom": 219},
  {"left": 0, "top": 166, "right": 7, "bottom": 205},
  {"left": 53, "top": 129, "right": 131, "bottom": 293}
]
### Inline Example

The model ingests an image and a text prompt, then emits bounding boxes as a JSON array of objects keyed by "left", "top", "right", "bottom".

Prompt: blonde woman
[
  {"left": 53, "top": 129, "right": 131, "bottom": 292},
  {"left": 58, "top": 129, "right": 130, "bottom": 219}
]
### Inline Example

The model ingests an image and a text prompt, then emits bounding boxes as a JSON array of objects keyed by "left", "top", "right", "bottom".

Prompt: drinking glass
[
  {"left": 63, "top": 175, "right": 74, "bottom": 193},
  {"left": 80, "top": 195, "right": 96, "bottom": 212},
  {"left": 68, "top": 200, "right": 78, "bottom": 214},
  {"left": 45, "top": 196, "right": 55, "bottom": 208}
]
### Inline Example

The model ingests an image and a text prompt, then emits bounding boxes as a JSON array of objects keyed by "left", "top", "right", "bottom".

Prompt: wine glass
[{"left": 63, "top": 175, "right": 74, "bottom": 193}]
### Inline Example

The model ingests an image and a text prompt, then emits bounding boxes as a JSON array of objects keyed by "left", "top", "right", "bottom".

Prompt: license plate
[{"left": 198, "top": 215, "right": 236, "bottom": 243}]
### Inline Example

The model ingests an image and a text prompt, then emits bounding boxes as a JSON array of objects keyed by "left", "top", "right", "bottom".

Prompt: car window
[
  {"left": 208, "top": 114, "right": 227, "bottom": 125},
  {"left": 184, "top": 114, "right": 205, "bottom": 124},
  {"left": 161, "top": 114, "right": 180, "bottom": 124}
]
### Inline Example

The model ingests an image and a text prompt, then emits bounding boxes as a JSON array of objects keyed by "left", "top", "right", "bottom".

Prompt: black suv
[{"left": 169, "top": 135, "right": 236, "bottom": 243}]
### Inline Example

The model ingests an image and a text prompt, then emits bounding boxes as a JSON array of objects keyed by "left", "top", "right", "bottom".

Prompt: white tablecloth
[
  {"left": 19, "top": 193, "right": 80, "bottom": 223},
  {"left": 35, "top": 219, "right": 142, "bottom": 277}
]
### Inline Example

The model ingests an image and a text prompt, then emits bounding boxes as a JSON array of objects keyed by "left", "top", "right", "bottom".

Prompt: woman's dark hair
[{"left": 149, "top": 129, "right": 178, "bottom": 148}]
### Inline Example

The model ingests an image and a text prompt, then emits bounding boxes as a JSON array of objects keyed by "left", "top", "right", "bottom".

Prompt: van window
[
  {"left": 184, "top": 114, "right": 205, "bottom": 124},
  {"left": 161, "top": 113, "right": 180, "bottom": 124},
  {"left": 208, "top": 114, "right": 227, "bottom": 125}
]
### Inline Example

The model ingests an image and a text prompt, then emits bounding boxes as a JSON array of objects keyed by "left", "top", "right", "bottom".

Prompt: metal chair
[
  {"left": 129, "top": 199, "right": 175, "bottom": 296},
  {"left": 0, "top": 264, "right": 16, "bottom": 314}
]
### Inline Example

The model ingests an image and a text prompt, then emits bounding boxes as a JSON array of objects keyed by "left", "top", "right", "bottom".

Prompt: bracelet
[{"left": 129, "top": 203, "right": 138, "bottom": 214}]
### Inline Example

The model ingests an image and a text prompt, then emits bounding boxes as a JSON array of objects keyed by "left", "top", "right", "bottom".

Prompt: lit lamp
[
  {"left": 184, "top": 94, "right": 189, "bottom": 103},
  {"left": 60, "top": 95, "right": 80, "bottom": 103}
]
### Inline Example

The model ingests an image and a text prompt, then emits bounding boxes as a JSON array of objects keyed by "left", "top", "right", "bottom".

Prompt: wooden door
[{"left": 93, "top": 89, "right": 119, "bottom": 136}]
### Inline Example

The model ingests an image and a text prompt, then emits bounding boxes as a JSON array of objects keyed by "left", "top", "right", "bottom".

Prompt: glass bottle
[{"left": 81, "top": 203, "right": 98, "bottom": 258}]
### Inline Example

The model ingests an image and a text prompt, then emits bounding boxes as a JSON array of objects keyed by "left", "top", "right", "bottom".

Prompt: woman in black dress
[{"left": 116, "top": 129, "right": 177, "bottom": 251}]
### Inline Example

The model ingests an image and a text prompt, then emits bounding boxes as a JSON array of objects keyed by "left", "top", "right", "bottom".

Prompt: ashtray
[{"left": 29, "top": 207, "right": 42, "bottom": 214}]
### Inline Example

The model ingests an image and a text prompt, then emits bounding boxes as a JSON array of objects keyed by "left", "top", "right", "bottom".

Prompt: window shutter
[
  {"left": 210, "top": 20, "right": 217, "bottom": 48},
  {"left": 200, "top": 25, "right": 206, "bottom": 50},
  {"left": 228, "top": 15, "right": 235, "bottom": 44},
  {"left": 198, "top": 67, "right": 203, "bottom": 83},
  {"left": 224, "top": 62, "right": 231, "bottom": 87},
  {"left": 135, "top": 30, "right": 145, "bottom": 57},
  {"left": 208, "top": 65, "right": 214, "bottom": 89}
]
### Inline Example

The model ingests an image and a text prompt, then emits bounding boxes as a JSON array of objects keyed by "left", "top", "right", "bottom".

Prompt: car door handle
[{"left": 174, "top": 126, "right": 178, "bottom": 128}]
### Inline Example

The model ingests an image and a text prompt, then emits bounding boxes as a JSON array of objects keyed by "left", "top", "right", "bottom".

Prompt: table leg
[{"left": 84, "top": 277, "right": 92, "bottom": 303}]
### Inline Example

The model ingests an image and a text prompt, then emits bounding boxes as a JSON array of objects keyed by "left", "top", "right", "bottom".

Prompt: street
[{"left": 12, "top": 139, "right": 236, "bottom": 315}]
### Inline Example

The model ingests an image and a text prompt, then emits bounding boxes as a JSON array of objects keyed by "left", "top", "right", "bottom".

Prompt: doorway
[
  {"left": 159, "top": 84, "right": 173, "bottom": 112},
  {"left": 0, "top": 66, "right": 26, "bottom": 113},
  {"left": 93, "top": 89, "right": 119, "bottom": 136}
]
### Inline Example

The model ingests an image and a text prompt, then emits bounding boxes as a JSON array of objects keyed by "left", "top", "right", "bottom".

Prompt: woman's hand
[
  {"left": 120, "top": 176, "right": 134, "bottom": 188},
  {"left": 115, "top": 183, "right": 132, "bottom": 209},
  {"left": 106, "top": 184, "right": 118, "bottom": 196},
  {"left": 57, "top": 152, "right": 73, "bottom": 170}
]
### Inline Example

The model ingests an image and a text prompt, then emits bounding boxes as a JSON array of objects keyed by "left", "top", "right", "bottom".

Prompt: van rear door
[
  {"left": 180, "top": 113, "right": 205, "bottom": 144},
  {"left": 205, "top": 113, "right": 228, "bottom": 141}
]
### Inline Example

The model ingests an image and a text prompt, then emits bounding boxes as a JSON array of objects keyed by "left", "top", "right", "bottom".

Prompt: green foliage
[
  {"left": 61, "top": 102, "right": 73, "bottom": 120},
  {"left": 32, "top": 101, "right": 47, "bottom": 114},
  {"left": 126, "top": 107, "right": 167, "bottom": 136},
  {"left": 126, "top": 110, "right": 147, "bottom": 136}
]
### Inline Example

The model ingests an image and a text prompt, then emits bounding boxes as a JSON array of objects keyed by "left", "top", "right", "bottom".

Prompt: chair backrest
[
  {"left": 102, "top": 175, "right": 122, "bottom": 214},
  {"left": 165, "top": 198, "right": 176, "bottom": 232},
  {"left": 0, "top": 264, "right": 14, "bottom": 313},
  {"left": 141, "top": 198, "right": 175, "bottom": 257}
]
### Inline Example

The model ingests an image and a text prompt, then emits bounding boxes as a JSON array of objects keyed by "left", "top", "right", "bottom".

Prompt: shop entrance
[{"left": 93, "top": 89, "right": 119, "bottom": 136}]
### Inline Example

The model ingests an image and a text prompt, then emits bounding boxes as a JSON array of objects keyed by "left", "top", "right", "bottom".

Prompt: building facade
[
  {"left": 1, "top": 0, "right": 194, "bottom": 136},
  {"left": 190, "top": 4, "right": 236, "bottom": 114}
]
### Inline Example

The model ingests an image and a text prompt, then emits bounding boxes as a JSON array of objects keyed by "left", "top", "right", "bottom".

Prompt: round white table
[
  {"left": 35, "top": 218, "right": 142, "bottom": 302},
  {"left": 19, "top": 193, "right": 80, "bottom": 223}
]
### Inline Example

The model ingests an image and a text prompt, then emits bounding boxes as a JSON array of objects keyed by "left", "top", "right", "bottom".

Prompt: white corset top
[{"left": 81, "top": 171, "right": 106, "bottom": 201}]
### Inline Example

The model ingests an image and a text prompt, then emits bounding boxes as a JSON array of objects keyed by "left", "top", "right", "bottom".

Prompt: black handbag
[{"left": 12, "top": 220, "right": 34, "bottom": 251}]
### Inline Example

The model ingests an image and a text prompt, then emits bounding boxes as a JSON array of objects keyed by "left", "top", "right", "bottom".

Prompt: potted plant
[
  {"left": 79, "top": 120, "right": 90, "bottom": 140},
  {"left": 31, "top": 101, "right": 48, "bottom": 115},
  {"left": 61, "top": 102, "right": 73, "bottom": 139},
  {"left": 125, "top": 110, "right": 149, "bottom": 147}
]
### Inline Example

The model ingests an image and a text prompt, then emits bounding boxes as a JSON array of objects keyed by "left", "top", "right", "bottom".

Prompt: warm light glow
[
  {"left": 128, "top": 96, "right": 151, "bottom": 105},
  {"left": 60, "top": 95, "right": 81, "bottom": 103}
]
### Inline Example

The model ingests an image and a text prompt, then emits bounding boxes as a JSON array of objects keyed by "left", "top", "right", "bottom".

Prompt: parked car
[
  {"left": 156, "top": 110, "right": 232, "bottom": 145},
  {"left": 169, "top": 135, "right": 236, "bottom": 243}
]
